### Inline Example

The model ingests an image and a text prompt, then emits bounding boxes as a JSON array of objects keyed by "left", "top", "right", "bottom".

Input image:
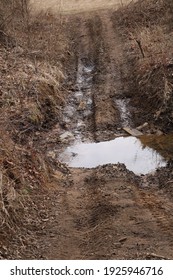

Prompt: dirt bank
[{"left": 112, "top": 0, "right": 173, "bottom": 132}]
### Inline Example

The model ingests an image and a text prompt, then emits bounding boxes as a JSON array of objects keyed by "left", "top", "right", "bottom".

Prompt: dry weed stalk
[{"left": 0, "top": 171, "right": 9, "bottom": 217}]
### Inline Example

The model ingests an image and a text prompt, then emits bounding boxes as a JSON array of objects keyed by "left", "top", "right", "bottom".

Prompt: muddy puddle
[
  {"left": 60, "top": 57, "right": 173, "bottom": 175},
  {"left": 59, "top": 136, "right": 169, "bottom": 175}
]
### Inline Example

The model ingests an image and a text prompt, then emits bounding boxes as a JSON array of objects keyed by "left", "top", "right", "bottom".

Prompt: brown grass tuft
[{"left": 0, "top": 0, "right": 69, "bottom": 258}]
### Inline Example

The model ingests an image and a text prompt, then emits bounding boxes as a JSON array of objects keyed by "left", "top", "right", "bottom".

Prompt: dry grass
[
  {"left": 0, "top": 127, "right": 49, "bottom": 258},
  {"left": 0, "top": 0, "right": 69, "bottom": 258},
  {"left": 113, "top": 0, "right": 173, "bottom": 130}
]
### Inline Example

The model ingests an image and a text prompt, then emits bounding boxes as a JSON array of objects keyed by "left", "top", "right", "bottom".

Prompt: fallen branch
[
  {"left": 136, "top": 39, "right": 145, "bottom": 58},
  {"left": 128, "top": 32, "right": 145, "bottom": 58}
]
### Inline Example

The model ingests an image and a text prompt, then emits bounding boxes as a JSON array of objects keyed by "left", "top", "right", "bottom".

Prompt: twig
[
  {"left": 146, "top": 253, "right": 170, "bottom": 260},
  {"left": 119, "top": 237, "right": 127, "bottom": 243},
  {"left": 136, "top": 39, "right": 145, "bottom": 58},
  {"left": 127, "top": 0, "right": 134, "bottom": 7},
  {"left": 0, "top": 172, "right": 9, "bottom": 216},
  {"left": 165, "top": 180, "right": 173, "bottom": 186}
]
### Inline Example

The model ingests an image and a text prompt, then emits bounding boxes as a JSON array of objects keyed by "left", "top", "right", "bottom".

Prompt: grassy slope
[
  {"left": 0, "top": 1, "right": 69, "bottom": 259},
  {"left": 113, "top": 0, "right": 173, "bottom": 131}
]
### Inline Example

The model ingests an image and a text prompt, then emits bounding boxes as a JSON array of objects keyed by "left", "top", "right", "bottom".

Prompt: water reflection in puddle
[{"left": 59, "top": 136, "right": 167, "bottom": 174}]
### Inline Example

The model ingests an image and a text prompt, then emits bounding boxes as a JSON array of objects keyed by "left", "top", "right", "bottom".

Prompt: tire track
[
  {"left": 31, "top": 8, "right": 173, "bottom": 260},
  {"left": 137, "top": 187, "right": 173, "bottom": 239},
  {"left": 90, "top": 13, "right": 120, "bottom": 140}
]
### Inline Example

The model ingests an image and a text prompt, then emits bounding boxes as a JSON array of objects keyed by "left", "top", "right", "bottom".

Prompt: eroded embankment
[
  {"left": 112, "top": 0, "right": 173, "bottom": 133},
  {"left": 0, "top": 4, "right": 71, "bottom": 259}
]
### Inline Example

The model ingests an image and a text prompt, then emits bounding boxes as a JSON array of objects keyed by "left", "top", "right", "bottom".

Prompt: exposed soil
[
  {"left": 24, "top": 164, "right": 173, "bottom": 260},
  {"left": 1, "top": 1, "right": 173, "bottom": 260}
]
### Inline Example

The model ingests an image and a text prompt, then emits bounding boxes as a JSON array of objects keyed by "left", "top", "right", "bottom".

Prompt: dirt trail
[
  {"left": 23, "top": 1, "right": 173, "bottom": 260},
  {"left": 35, "top": 166, "right": 173, "bottom": 259},
  {"left": 30, "top": 0, "right": 134, "bottom": 14}
]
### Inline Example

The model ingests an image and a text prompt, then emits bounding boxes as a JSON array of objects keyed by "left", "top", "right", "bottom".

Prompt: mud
[
  {"left": 62, "top": 59, "right": 94, "bottom": 142},
  {"left": 19, "top": 2, "right": 173, "bottom": 260}
]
